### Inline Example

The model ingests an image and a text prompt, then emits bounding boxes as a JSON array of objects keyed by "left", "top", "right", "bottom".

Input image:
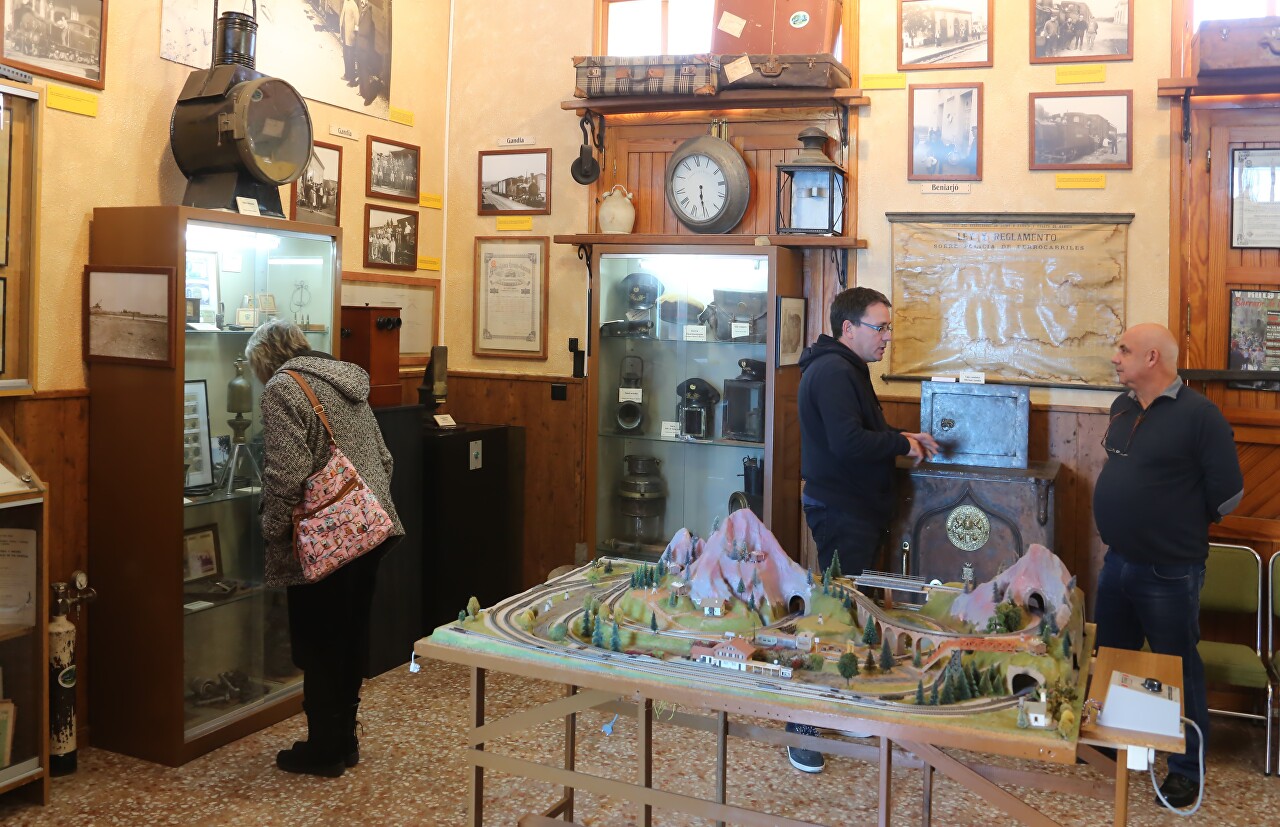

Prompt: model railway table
[{"left": 415, "top": 623, "right": 1183, "bottom": 827}]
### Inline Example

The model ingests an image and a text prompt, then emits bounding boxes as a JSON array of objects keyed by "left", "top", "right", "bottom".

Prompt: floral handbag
[{"left": 283, "top": 370, "right": 393, "bottom": 583}]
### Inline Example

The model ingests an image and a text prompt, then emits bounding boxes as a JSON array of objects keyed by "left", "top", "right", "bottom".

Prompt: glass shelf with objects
[{"left": 593, "top": 249, "right": 783, "bottom": 562}]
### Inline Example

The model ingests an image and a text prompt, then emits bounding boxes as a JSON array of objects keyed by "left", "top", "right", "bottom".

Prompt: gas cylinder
[{"left": 49, "top": 573, "right": 95, "bottom": 776}]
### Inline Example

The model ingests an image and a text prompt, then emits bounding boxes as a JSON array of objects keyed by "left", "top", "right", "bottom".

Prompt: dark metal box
[{"left": 919, "top": 382, "right": 1030, "bottom": 470}]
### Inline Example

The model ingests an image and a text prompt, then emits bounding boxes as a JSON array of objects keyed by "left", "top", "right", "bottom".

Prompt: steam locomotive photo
[
  {"left": 1033, "top": 111, "right": 1117, "bottom": 164},
  {"left": 1030, "top": 91, "right": 1130, "bottom": 169}
]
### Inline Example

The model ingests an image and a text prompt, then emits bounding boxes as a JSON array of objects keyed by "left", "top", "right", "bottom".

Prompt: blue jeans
[
  {"left": 1093, "top": 550, "right": 1207, "bottom": 780},
  {"left": 802, "top": 495, "right": 886, "bottom": 577}
]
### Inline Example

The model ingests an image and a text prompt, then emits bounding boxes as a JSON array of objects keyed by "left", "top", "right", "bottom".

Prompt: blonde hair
[{"left": 245, "top": 319, "right": 310, "bottom": 382}]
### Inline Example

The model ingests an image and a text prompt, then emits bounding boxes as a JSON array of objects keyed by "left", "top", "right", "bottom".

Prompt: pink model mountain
[
  {"left": 662, "top": 510, "right": 812, "bottom": 615},
  {"left": 947, "top": 543, "right": 1076, "bottom": 631}
]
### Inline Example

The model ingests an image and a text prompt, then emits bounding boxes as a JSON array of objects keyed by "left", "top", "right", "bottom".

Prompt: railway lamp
[{"left": 775, "top": 127, "right": 846, "bottom": 236}]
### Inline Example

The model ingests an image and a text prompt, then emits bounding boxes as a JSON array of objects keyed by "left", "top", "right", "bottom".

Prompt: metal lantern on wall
[{"left": 775, "top": 127, "right": 846, "bottom": 236}]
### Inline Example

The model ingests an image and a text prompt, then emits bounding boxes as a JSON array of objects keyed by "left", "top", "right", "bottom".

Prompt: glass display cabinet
[
  {"left": 587, "top": 244, "right": 803, "bottom": 563},
  {"left": 86, "top": 207, "right": 339, "bottom": 765}
]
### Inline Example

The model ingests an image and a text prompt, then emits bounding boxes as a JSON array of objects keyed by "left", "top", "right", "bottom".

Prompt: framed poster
[
  {"left": 364, "top": 205, "right": 419, "bottom": 272},
  {"left": 777, "top": 296, "right": 806, "bottom": 367},
  {"left": 1227, "top": 290, "right": 1280, "bottom": 391},
  {"left": 366, "top": 135, "right": 420, "bottom": 203},
  {"left": 341, "top": 272, "right": 440, "bottom": 366},
  {"left": 909, "top": 83, "right": 983, "bottom": 181},
  {"left": 182, "top": 379, "right": 214, "bottom": 489},
  {"left": 291, "top": 140, "right": 343, "bottom": 226},
  {"left": 1030, "top": 0, "right": 1133, "bottom": 64},
  {"left": 182, "top": 524, "right": 222, "bottom": 583},
  {"left": 1, "top": 0, "right": 108, "bottom": 90},
  {"left": 1029, "top": 90, "right": 1132, "bottom": 171},
  {"left": 83, "top": 265, "right": 176, "bottom": 367},
  {"left": 478, "top": 149, "right": 551, "bottom": 216},
  {"left": 898, "top": 0, "right": 992, "bottom": 71},
  {"left": 1231, "top": 149, "right": 1280, "bottom": 250},
  {"left": 473, "top": 236, "right": 549, "bottom": 360}
]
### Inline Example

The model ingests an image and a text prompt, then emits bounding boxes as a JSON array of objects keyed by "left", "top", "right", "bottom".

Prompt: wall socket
[{"left": 468, "top": 440, "right": 482, "bottom": 470}]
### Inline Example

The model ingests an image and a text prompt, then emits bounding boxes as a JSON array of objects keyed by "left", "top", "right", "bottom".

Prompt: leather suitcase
[
  {"left": 711, "top": 0, "right": 843, "bottom": 55},
  {"left": 718, "top": 54, "right": 851, "bottom": 90},
  {"left": 572, "top": 54, "right": 719, "bottom": 98},
  {"left": 1192, "top": 17, "right": 1280, "bottom": 76}
]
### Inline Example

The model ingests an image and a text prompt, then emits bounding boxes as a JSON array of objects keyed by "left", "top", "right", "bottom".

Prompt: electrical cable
[{"left": 1149, "top": 716, "right": 1204, "bottom": 816}]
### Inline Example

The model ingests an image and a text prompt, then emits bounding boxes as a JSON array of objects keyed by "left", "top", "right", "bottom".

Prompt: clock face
[{"left": 664, "top": 135, "right": 751, "bottom": 234}]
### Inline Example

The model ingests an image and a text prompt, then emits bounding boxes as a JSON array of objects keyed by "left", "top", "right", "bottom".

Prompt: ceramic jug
[{"left": 597, "top": 185, "right": 636, "bottom": 234}]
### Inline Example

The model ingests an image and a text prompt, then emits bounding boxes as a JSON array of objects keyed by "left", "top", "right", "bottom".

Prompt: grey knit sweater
[{"left": 259, "top": 355, "right": 404, "bottom": 587}]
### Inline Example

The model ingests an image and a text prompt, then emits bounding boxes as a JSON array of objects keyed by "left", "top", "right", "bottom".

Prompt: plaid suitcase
[
  {"left": 717, "top": 54, "right": 850, "bottom": 90},
  {"left": 573, "top": 54, "right": 720, "bottom": 98}
]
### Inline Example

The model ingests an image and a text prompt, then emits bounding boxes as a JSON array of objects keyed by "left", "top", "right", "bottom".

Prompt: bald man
[{"left": 1093, "top": 323, "right": 1243, "bottom": 809}]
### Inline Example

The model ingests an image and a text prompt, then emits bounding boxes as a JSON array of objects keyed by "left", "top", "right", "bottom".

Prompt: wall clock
[{"left": 664, "top": 130, "right": 751, "bottom": 234}]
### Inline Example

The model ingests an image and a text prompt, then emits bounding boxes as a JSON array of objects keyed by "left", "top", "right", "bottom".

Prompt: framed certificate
[
  {"left": 1231, "top": 149, "right": 1280, "bottom": 249},
  {"left": 473, "top": 236, "right": 548, "bottom": 360}
]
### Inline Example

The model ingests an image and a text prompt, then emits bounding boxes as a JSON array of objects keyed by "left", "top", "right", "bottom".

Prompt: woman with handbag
[{"left": 246, "top": 319, "right": 404, "bottom": 777}]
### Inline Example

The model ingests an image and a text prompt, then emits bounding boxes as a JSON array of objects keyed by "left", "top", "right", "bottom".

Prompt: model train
[{"left": 1034, "top": 111, "right": 1117, "bottom": 164}]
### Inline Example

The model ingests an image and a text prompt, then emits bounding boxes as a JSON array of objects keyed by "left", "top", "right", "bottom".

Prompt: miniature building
[
  {"left": 753, "top": 630, "right": 814, "bottom": 651},
  {"left": 669, "top": 579, "right": 690, "bottom": 597},
  {"left": 1026, "top": 699, "right": 1051, "bottom": 728},
  {"left": 698, "top": 597, "right": 726, "bottom": 616},
  {"left": 689, "top": 638, "right": 793, "bottom": 679}
]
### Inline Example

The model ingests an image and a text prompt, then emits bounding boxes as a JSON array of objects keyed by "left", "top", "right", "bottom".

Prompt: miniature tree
[
  {"left": 953, "top": 669, "right": 971, "bottom": 701},
  {"left": 1061, "top": 631, "right": 1072, "bottom": 659},
  {"left": 650, "top": 611, "right": 658, "bottom": 632},
  {"left": 657, "top": 559, "right": 665, "bottom": 578},
  {"left": 929, "top": 680, "right": 940, "bottom": 705},
  {"left": 592, "top": 619, "right": 604, "bottom": 648},
  {"left": 1056, "top": 707, "right": 1076, "bottom": 740},
  {"left": 457, "top": 609, "right": 467, "bottom": 623},
  {"left": 912, "top": 648, "right": 922, "bottom": 669},
  {"left": 991, "top": 581, "right": 1000, "bottom": 603},
  {"left": 966, "top": 663, "right": 980, "bottom": 697},
  {"left": 864, "top": 651, "right": 877, "bottom": 674},
  {"left": 604, "top": 559, "right": 614, "bottom": 574},
  {"left": 862, "top": 620, "right": 879, "bottom": 646},
  {"left": 580, "top": 611, "right": 592, "bottom": 638},
  {"left": 736, "top": 577, "right": 746, "bottom": 593},
  {"left": 752, "top": 570, "right": 762, "bottom": 588},
  {"left": 611, "top": 620, "right": 621, "bottom": 651},
  {"left": 916, "top": 680, "right": 925, "bottom": 705},
  {"left": 669, "top": 592, "right": 678, "bottom": 608},
  {"left": 837, "top": 652, "right": 860, "bottom": 685},
  {"left": 747, "top": 594, "right": 757, "bottom": 614},
  {"left": 843, "top": 594, "right": 854, "bottom": 610},
  {"left": 830, "top": 555, "right": 842, "bottom": 579},
  {"left": 466, "top": 596, "right": 481, "bottom": 618},
  {"left": 549, "top": 622, "right": 568, "bottom": 642},
  {"left": 807, "top": 653, "right": 825, "bottom": 672},
  {"left": 1016, "top": 701, "right": 1029, "bottom": 728},
  {"left": 939, "top": 679, "right": 955, "bottom": 705},
  {"left": 807, "top": 567, "right": 814, "bottom": 586},
  {"left": 977, "top": 669, "right": 991, "bottom": 697},
  {"left": 879, "top": 638, "right": 894, "bottom": 672},
  {"left": 1040, "top": 618, "right": 1054, "bottom": 646},
  {"left": 1046, "top": 611, "right": 1059, "bottom": 636},
  {"left": 822, "top": 570, "right": 831, "bottom": 590}
]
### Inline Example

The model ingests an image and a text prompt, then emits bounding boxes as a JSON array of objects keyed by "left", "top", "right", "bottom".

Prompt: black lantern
[{"left": 775, "top": 127, "right": 846, "bottom": 236}]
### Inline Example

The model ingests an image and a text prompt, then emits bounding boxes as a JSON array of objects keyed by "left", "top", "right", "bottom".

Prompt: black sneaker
[
  {"left": 1156, "top": 772, "right": 1199, "bottom": 809},
  {"left": 785, "top": 722, "right": 825, "bottom": 774}
]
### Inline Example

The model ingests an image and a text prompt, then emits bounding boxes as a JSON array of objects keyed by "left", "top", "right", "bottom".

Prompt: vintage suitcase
[
  {"left": 718, "top": 54, "right": 851, "bottom": 90},
  {"left": 711, "top": 0, "right": 843, "bottom": 55},
  {"left": 1192, "top": 17, "right": 1280, "bottom": 77},
  {"left": 572, "top": 54, "right": 719, "bottom": 98}
]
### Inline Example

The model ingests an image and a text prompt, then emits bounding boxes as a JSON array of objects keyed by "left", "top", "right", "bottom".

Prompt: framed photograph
[
  {"left": 184, "top": 297, "right": 200, "bottom": 323},
  {"left": 909, "top": 83, "right": 983, "bottom": 181},
  {"left": 1227, "top": 290, "right": 1280, "bottom": 391},
  {"left": 341, "top": 272, "right": 441, "bottom": 366},
  {"left": 898, "top": 0, "right": 992, "bottom": 71},
  {"left": 182, "top": 379, "right": 214, "bottom": 489},
  {"left": 366, "top": 136, "right": 420, "bottom": 203},
  {"left": 184, "top": 250, "right": 219, "bottom": 325},
  {"left": 256, "top": 292, "right": 277, "bottom": 314},
  {"left": 1031, "top": 0, "right": 1133, "bottom": 64},
  {"left": 777, "top": 296, "right": 806, "bottom": 367},
  {"left": 1029, "top": 90, "right": 1132, "bottom": 170},
  {"left": 83, "top": 265, "right": 175, "bottom": 367},
  {"left": 2, "top": 0, "right": 108, "bottom": 90},
  {"left": 1231, "top": 149, "right": 1280, "bottom": 249},
  {"left": 478, "top": 149, "right": 551, "bottom": 216},
  {"left": 473, "top": 236, "right": 549, "bottom": 360},
  {"left": 364, "top": 205, "right": 419, "bottom": 271},
  {"left": 235, "top": 308, "right": 257, "bottom": 328},
  {"left": 182, "top": 524, "right": 222, "bottom": 583},
  {"left": 291, "top": 140, "right": 343, "bottom": 226}
]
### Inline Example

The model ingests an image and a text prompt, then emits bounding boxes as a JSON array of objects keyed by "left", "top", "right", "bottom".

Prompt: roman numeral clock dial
[{"left": 664, "top": 134, "right": 751, "bottom": 235}]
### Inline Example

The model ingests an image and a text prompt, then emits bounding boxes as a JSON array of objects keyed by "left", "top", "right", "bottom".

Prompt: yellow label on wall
[
  {"left": 419, "top": 256, "right": 441, "bottom": 271},
  {"left": 420, "top": 193, "right": 443, "bottom": 209},
  {"left": 496, "top": 216, "right": 534, "bottom": 231},
  {"left": 389, "top": 106, "right": 415, "bottom": 126},
  {"left": 1055, "top": 64, "right": 1107, "bottom": 85},
  {"left": 1055, "top": 173, "right": 1106, "bottom": 189},
  {"left": 861, "top": 73, "right": 907, "bottom": 90},
  {"left": 46, "top": 84, "right": 98, "bottom": 117}
]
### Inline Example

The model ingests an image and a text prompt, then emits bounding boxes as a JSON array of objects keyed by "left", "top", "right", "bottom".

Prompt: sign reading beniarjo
[{"left": 920, "top": 182, "right": 972, "bottom": 194}]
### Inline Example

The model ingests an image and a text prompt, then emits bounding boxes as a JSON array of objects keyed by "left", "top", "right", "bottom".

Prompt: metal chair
[{"left": 1199, "top": 543, "right": 1272, "bottom": 775}]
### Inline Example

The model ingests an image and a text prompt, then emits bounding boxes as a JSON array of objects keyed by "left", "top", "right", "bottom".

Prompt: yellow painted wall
[
  {"left": 30, "top": 0, "right": 449, "bottom": 391},
  {"left": 855, "top": 3, "right": 1171, "bottom": 408}
]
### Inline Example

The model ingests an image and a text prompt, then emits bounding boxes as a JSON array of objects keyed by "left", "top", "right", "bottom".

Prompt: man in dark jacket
[{"left": 785, "top": 286, "right": 937, "bottom": 774}]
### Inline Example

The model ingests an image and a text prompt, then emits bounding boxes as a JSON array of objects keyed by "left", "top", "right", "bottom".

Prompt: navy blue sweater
[
  {"left": 797, "top": 335, "right": 910, "bottom": 523},
  {"left": 1093, "top": 382, "right": 1243, "bottom": 566}
]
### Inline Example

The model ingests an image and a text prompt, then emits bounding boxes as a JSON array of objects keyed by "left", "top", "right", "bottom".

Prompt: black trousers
[{"left": 287, "top": 543, "right": 388, "bottom": 718}]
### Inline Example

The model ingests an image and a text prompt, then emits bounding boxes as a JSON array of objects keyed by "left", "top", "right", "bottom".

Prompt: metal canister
[{"left": 617, "top": 455, "right": 667, "bottom": 544}]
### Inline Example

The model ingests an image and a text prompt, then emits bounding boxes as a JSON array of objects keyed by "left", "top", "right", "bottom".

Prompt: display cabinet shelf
[
  {"left": 182, "top": 586, "right": 267, "bottom": 615},
  {"left": 556, "top": 233, "right": 866, "bottom": 249},
  {"left": 598, "top": 431, "right": 766, "bottom": 450},
  {"left": 562, "top": 87, "right": 870, "bottom": 116},
  {"left": 0, "top": 625, "right": 36, "bottom": 644},
  {"left": 183, "top": 487, "right": 261, "bottom": 508}
]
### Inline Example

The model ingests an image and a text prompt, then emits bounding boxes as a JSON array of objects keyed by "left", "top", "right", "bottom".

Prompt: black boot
[
  {"left": 277, "top": 711, "right": 345, "bottom": 778},
  {"left": 342, "top": 703, "right": 360, "bottom": 767}
]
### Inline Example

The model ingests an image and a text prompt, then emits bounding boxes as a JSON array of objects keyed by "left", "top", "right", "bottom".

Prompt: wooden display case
[{"left": 86, "top": 207, "right": 340, "bottom": 765}]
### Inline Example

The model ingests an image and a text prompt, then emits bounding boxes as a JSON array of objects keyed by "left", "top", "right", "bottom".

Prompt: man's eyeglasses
[
  {"left": 859, "top": 320, "right": 893, "bottom": 334},
  {"left": 1101, "top": 410, "right": 1145, "bottom": 458}
]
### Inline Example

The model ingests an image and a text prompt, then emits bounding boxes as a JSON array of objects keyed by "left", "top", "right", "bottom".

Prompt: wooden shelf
[
  {"left": 0, "top": 623, "right": 36, "bottom": 644},
  {"left": 1180, "top": 368, "right": 1280, "bottom": 382},
  {"left": 1158, "top": 76, "right": 1280, "bottom": 99},
  {"left": 562, "top": 87, "right": 869, "bottom": 116},
  {"left": 553, "top": 233, "right": 866, "bottom": 249}
]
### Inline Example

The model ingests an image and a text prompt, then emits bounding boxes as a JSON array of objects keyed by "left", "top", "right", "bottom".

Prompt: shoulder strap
[{"left": 283, "top": 369, "right": 337, "bottom": 444}]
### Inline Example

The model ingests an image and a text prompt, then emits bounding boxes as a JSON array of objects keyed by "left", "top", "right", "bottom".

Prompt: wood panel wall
[{"left": 400, "top": 371, "right": 587, "bottom": 589}]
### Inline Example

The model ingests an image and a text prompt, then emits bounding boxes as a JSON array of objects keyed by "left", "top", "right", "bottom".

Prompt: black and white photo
[
  {"left": 291, "top": 140, "right": 343, "bottom": 225},
  {"left": 898, "top": 0, "right": 992, "bottom": 71},
  {"left": 1031, "top": 0, "right": 1133, "bottom": 64},
  {"left": 366, "top": 136, "right": 420, "bottom": 203},
  {"left": 909, "top": 83, "right": 983, "bottom": 181},
  {"left": 83, "top": 266, "right": 175, "bottom": 367},
  {"left": 2, "top": 0, "right": 107, "bottom": 89},
  {"left": 478, "top": 149, "right": 552, "bottom": 216},
  {"left": 364, "top": 205, "right": 418, "bottom": 272},
  {"left": 1029, "top": 90, "right": 1132, "bottom": 170},
  {"left": 161, "top": 0, "right": 394, "bottom": 118}
]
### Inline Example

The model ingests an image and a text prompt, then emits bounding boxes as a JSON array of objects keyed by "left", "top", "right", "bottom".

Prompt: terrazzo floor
[{"left": 1, "top": 659, "right": 1277, "bottom": 826}]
